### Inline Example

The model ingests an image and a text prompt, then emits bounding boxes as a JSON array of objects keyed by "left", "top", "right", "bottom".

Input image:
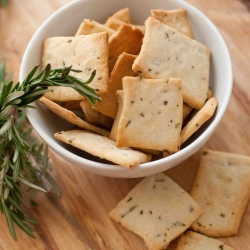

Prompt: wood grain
[{"left": 0, "top": 0, "right": 250, "bottom": 249}]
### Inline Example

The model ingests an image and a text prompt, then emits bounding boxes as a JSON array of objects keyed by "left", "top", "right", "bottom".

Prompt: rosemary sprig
[
  {"left": 0, "top": 0, "right": 9, "bottom": 8},
  {"left": 0, "top": 61, "right": 100, "bottom": 240}
]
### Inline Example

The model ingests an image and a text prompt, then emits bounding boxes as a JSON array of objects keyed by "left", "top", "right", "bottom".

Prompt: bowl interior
[{"left": 20, "top": 0, "right": 232, "bottom": 178}]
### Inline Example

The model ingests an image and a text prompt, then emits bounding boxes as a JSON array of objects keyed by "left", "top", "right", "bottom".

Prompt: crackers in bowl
[{"left": 39, "top": 7, "right": 217, "bottom": 168}]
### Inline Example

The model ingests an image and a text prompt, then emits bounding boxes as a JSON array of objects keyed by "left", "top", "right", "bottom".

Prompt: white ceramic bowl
[{"left": 20, "top": 0, "right": 232, "bottom": 178}]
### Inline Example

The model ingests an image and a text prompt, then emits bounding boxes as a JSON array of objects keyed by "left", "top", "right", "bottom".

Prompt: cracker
[
  {"left": 107, "top": 8, "right": 131, "bottom": 24},
  {"left": 39, "top": 97, "right": 109, "bottom": 137},
  {"left": 132, "top": 17, "right": 210, "bottom": 110},
  {"left": 80, "top": 99, "right": 113, "bottom": 129},
  {"left": 44, "top": 86, "right": 84, "bottom": 102},
  {"left": 190, "top": 149, "right": 250, "bottom": 237},
  {"left": 151, "top": 9, "right": 194, "bottom": 39},
  {"left": 181, "top": 97, "right": 217, "bottom": 144},
  {"left": 94, "top": 52, "right": 137, "bottom": 118},
  {"left": 116, "top": 77, "right": 183, "bottom": 153},
  {"left": 109, "top": 173, "right": 203, "bottom": 250},
  {"left": 176, "top": 230, "right": 235, "bottom": 250},
  {"left": 106, "top": 17, "right": 145, "bottom": 33},
  {"left": 54, "top": 130, "right": 151, "bottom": 168},
  {"left": 109, "top": 90, "right": 124, "bottom": 141},
  {"left": 42, "top": 32, "right": 109, "bottom": 93},
  {"left": 108, "top": 25, "right": 143, "bottom": 73},
  {"left": 109, "top": 91, "right": 161, "bottom": 156},
  {"left": 183, "top": 103, "right": 193, "bottom": 121},
  {"left": 207, "top": 88, "right": 213, "bottom": 99},
  {"left": 75, "top": 19, "right": 115, "bottom": 37}
]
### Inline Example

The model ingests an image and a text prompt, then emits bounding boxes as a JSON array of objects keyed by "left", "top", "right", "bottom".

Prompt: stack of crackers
[
  {"left": 40, "top": 8, "right": 218, "bottom": 168},
  {"left": 109, "top": 149, "right": 250, "bottom": 249}
]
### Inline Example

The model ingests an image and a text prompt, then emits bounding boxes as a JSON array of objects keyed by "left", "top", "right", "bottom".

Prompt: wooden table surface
[{"left": 0, "top": 0, "right": 250, "bottom": 249}]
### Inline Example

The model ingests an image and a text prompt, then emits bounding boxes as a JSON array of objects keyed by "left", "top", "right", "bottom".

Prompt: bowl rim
[{"left": 21, "top": 0, "right": 233, "bottom": 176}]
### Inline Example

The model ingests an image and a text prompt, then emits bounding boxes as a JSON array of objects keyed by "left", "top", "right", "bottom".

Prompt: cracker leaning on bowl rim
[
  {"left": 176, "top": 230, "right": 235, "bottom": 250},
  {"left": 151, "top": 8, "right": 194, "bottom": 39},
  {"left": 190, "top": 149, "right": 250, "bottom": 237},
  {"left": 132, "top": 17, "right": 210, "bottom": 110},
  {"left": 109, "top": 173, "right": 203, "bottom": 250},
  {"left": 42, "top": 32, "right": 109, "bottom": 101},
  {"left": 116, "top": 76, "right": 183, "bottom": 153},
  {"left": 39, "top": 97, "right": 109, "bottom": 137},
  {"left": 54, "top": 130, "right": 151, "bottom": 168}
]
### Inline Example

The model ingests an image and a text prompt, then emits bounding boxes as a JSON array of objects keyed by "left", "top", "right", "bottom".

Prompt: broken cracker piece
[
  {"left": 109, "top": 173, "right": 202, "bottom": 250},
  {"left": 54, "top": 130, "right": 151, "bottom": 168}
]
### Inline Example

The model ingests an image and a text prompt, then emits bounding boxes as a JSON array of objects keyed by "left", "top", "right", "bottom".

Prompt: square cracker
[
  {"left": 80, "top": 99, "right": 113, "bottom": 129},
  {"left": 181, "top": 97, "right": 217, "bottom": 144},
  {"left": 190, "top": 149, "right": 250, "bottom": 237},
  {"left": 108, "top": 25, "right": 143, "bottom": 73},
  {"left": 39, "top": 97, "right": 109, "bottom": 137},
  {"left": 109, "top": 173, "right": 202, "bottom": 250},
  {"left": 116, "top": 77, "right": 183, "bottom": 153},
  {"left": 54, "top": 130, "right": 151, "bottom": 168},
  {"left": 151, "top": 9, "right": 194, "bottom": 39},
  {"left": 132, "top": 17, "right": 210, "bottom": 110},
  {"left": 176, "top": 230, "right": 235, "bottom": 250},
  {"left": 94, "top": 52, "right": 137, "bottom": 118},
  {"left": 75, "top": 19, "right": 115, "bottom": 37},
  {"left": 42, "top": 32, "right": 109, "bottom": 93}
]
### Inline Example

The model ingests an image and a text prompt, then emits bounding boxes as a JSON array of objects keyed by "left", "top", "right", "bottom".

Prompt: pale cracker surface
[
  {"left": 42, "top": 32, "right": 109, "bottom": 93},
  {"left": 176, "top": 231, "right": 235, "bottom": 250},
  {"left": 75, "top": 19, "right": 115, "bottom": 37},
  {"left": 109, "top": 91, "right": 161, "bottom": 156},
  {"left": 44, "top": 86, "right": 84, "bottom": 102},
  {"left": 94, "top": 52, "right": 137, "bottom": 118},
  {"left": 39, "top": 97, "right": 109, "bottom": 137},
  {"left": 116, "top": 77, "right": 183, "bottom": 153},
  {"left": 54, "top": 130, "right": 151, "bottom": 168},
  {"left": 108, "top": 25, "right": 143, "bottom": 73},
  {"left": 109, "top": 90, "right": 124, "bottom": 141},
  {"left": 109, "top": 173, "right": 203, "bottom": 250},
  {"left": 132, "top": 17, "right": 210, "bottom": 109},
  {"left": 190, "top": 149, "right": 250, "bottom": 237},
  {"left": 80, "top": 99, "right": 113, "bottom": 129},
  {"left": 181, "top": 97, "right": 217, "bottom": 144},
  {"left": 151, "top": 9, "right": 194, "bottom": 39},
  {"left": 107, "top": 8, "right": 131, "bottom": 24}
]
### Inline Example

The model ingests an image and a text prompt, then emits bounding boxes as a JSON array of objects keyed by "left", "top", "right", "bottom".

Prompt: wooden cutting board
[{"left": 0, "top": 0, "right": 250, "bottom": 249}]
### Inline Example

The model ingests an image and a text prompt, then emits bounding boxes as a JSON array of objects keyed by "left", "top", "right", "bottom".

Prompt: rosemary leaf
[{"left": 2, "top": 200, "right": 17, "bottom": 241}]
